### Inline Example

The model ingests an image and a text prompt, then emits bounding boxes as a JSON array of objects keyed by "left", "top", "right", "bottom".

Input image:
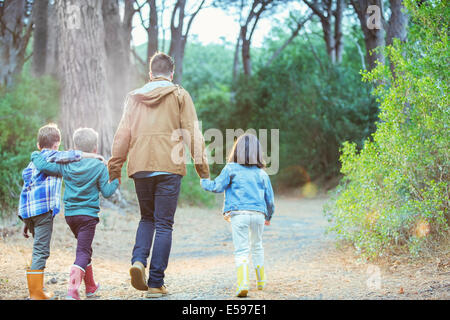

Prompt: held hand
[
  {"left": 22, "top": 224, "right": 29, "bottom": 238},
  {"left": 264, "top": 220, "right": 271, "bottom": 226},
  {"left": 110, "top": 178, "right": 121, "bottom": 184}
]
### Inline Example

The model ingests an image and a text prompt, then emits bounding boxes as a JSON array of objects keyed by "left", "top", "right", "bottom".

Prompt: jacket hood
[{"left": 132, "top": 78, "right": 179, "bottom": 106}]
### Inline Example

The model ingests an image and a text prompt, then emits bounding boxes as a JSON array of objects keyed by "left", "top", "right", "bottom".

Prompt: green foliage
[
  {"left": 0, "top": 73, "right": 60, "bottom": 217},
  {"left": 198, "top": 32, "right": 378, "bottom": 186},
  {"left": 324, "top": 0, "right": 449, "bottom": 259},
  {"left": 179, "top": 164, "right": 216, "bottom": 207},
  {"left": 182, "top": 41, "right": 234, "bottom": 101}
]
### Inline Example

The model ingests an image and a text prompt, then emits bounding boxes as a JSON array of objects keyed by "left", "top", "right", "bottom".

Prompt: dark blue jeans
[{"left": 131, "top": 174, "right": 182, "bottom": 288}]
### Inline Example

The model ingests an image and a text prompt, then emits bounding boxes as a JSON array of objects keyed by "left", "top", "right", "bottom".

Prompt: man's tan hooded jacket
[{"left": 107, "top": 77, "right": 210, "bottom": 181}]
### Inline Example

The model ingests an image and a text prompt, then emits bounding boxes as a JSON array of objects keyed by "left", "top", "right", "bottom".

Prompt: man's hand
[
  {"left": 265, "top": 220, "right": 271, "bottom": 226},
  {"left": 22, "top": 224, "right": 30, "bottom": 238}
]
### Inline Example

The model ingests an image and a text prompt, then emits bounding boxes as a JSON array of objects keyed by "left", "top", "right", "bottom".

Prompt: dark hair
[
  {"left": 227, "top": 134, "right": 265, "bottom": 168},
  {"left": 149, "top": 52, "right": 175, "bottom": 77},
  {"left": 37, "top": 123, "right": 61, "bottom": 149}
]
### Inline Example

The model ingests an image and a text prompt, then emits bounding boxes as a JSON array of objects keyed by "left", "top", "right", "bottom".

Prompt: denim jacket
[{"left": 201, "top": 163, "right": 275, "bottom": 221}]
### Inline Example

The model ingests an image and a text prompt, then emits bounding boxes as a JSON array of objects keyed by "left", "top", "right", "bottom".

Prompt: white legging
[{"left": 230, "top": 211, "right": 265, "bottom": 267}]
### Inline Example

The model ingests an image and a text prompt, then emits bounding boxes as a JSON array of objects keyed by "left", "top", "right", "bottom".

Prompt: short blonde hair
[
  {"left": 73, "top": 128, "right": 98, "bottom": 153},
  {"left": 37, "top": 123, "right": 61, "bottom": 149}
]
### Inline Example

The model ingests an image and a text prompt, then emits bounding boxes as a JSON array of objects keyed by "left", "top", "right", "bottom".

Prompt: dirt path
[{"left": 0, "top": 196, "right": 449, "bottom": 300}]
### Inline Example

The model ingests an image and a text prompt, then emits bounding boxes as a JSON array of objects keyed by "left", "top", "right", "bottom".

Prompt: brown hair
[
  {"left": 149, "top": 52, "right": 175, "bottom": 77},
  {"left": 227, "top": 134, "right": 265, "bottom": 168},
  {"left": 37, "top": 123, "right": 61, "bottom": 149}
]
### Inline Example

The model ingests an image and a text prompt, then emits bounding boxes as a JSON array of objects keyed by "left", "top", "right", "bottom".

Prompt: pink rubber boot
[
  {"left": 84, "top": 263, "right": 100, "bottom": 297},
  {"left": 66, "top": 265, "right": 85, "bottom": 300}
]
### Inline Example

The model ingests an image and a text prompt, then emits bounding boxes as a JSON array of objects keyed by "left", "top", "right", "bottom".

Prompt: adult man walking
[{"left": 108, "top": 52, "right": 210, "bottom": 297}]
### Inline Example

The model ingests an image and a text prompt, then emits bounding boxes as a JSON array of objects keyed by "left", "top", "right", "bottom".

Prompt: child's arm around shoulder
[
  {"left": 46, "top": 150, "right": 82, "bottom": 163},
  {"left": 31, "top": 151, "right": 64, "bottom": 176},
  {"left": 47, "top": 150, "right": 106, "bottom": 165},
  {"left": 200, "top": 164, "right": 232, "bottom": 193},
  {"left": 97, "top": 163, "right": 119, "bottom": 198}
]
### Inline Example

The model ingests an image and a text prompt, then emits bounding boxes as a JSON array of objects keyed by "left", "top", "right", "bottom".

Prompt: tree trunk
[
  {"left": 0, "top": 0, "right": 33, "bottom": 87},
  {"left": 32, "top": 0, "right": 49, "bottom": 77},
  {"left": 169, "top": 0, "right": 186, "bottom": 84},
  {"left": 147, "top": 0, "right": 158, "bottom": 63},
  {"left": 239, "top": 0, "right": 271, "bottom": 76},
  {"left": 56, "top": 0, "right": 113, "bottom": 157},
  {"left": 122, "top": 0, "right": 134, "bottom": 47},
  {"left": 334, "top": 0, "right": 344, "bottom": 63},
  {"left": 241, "top": 26, "right": 252, "bottom": 76},
  {"left": 386, "top": 0, "right": 409, "bottom": 84},
  {"left": 102, "top": 0, "right": 135, "bottom": 129},
  {"left": 303, "top": 0, "right": 343, "bottom": 64},
  {"left": 321, "top": 16, "right": 336, "bottom": 64},
  {"left": 232, "top": 34, "right": 241, "bottom": 81},
  {"left": 45, "top": 1, "right": 59, "bottom": 76},
  {"left": 386, "top": 0, "right": 408, "bottom": 46},
  {"left": 351, "top": 0, "right": 386, "bottom": 70},
  {"left": 168, "top": 0, "right": 205, "bottom": 84}
]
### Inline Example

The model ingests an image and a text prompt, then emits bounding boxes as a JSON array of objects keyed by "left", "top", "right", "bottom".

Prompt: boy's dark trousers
[
  {"left": 23, "top": 211, "right": 54, "bottom": 270},
  {"left": 65, "top": 215, "right": 99, "bottom": 270},
  {"left": 131, "top": 174, "right": 182, "bottom": 288}
]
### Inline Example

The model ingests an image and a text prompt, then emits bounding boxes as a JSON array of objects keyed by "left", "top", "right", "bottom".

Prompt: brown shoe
[
  {"left": 146, "top": 285, "right": 168, "bottom": 298},
  {"left": 129, "top": 261, "right": 148, "bottom": 291}
]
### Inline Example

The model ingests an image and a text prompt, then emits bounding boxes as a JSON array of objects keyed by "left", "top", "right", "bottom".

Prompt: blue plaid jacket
[{"left": 18, "top": 149, "right": 82, "bottom": 220}]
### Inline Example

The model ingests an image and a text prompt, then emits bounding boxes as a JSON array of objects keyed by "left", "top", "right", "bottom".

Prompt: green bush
[
  {"left": 179, "top": 164, "right": 216, "bottom": 208},
  {"left": 324, "top": 0, "right": 449, "bottom": 258},
  {"left": 198, "top": 36, "right": 378, "bottom": 187},
  {"left": 0, "top": 74, "right": 60, "bottom": 218}
]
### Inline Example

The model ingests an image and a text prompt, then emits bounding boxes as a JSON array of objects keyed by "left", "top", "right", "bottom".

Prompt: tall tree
[
  {"left": 386, "top": 0, "right": 408, "bottom": 46},
  {"left": 0, "top": 0, "right": 33, "bottom": 87},
  {"left": 239, "top": 0, "right": 274, "bottom": 76},
  {"left": 350, "top": 0, "right": 385, "bottom": 70},
  {"left": 102, "top": 0, "right": 135, "bottom": 128},
  {"left": 31, "top": 0, "right": 48, "bottom": 77},
  {"left": 55, "top": 0, "right": 113, "bottom": 157},
  {"left": 303, "top": 0, "right": 345, "bottom": 64},
  {"left": 350, "top": 0, "right": 409, "bottom": 71},
  {"left": 169, "top": 0, "right": 206, "bottom": 84},
  {"left": 216, "top": 0, "right": 281, "bottom": 78},
  {"left": 136, "top": 0, "right": 159, "bottom": 64},
  {"left": 45, "top": 0, "right": 58, "bottom": 76},
  {"left": 386, "top": 0, "right": 408, "bottom": 77}
]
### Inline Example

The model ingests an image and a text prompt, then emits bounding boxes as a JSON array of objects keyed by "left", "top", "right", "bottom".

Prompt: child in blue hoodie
[
  {"left": 32, "top": 127, "right": 119, "bottom": 300},
  {"left": 200, "top": 134, "right": 275, "bottom": 297}
]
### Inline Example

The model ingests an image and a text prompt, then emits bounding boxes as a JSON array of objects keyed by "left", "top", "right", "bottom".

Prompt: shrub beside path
[{"left": 0, "top": 197, "right": 448, "bottom": 300}]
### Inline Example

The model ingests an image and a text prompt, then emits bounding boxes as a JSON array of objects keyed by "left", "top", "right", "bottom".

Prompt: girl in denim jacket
[{"left": 201, "top": 134, "right": 275, "bottom": 297}]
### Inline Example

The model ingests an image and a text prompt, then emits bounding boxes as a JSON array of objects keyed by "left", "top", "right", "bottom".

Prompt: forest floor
[{"left": 0, "top": 195, "right": 449, "bottom": 300}]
